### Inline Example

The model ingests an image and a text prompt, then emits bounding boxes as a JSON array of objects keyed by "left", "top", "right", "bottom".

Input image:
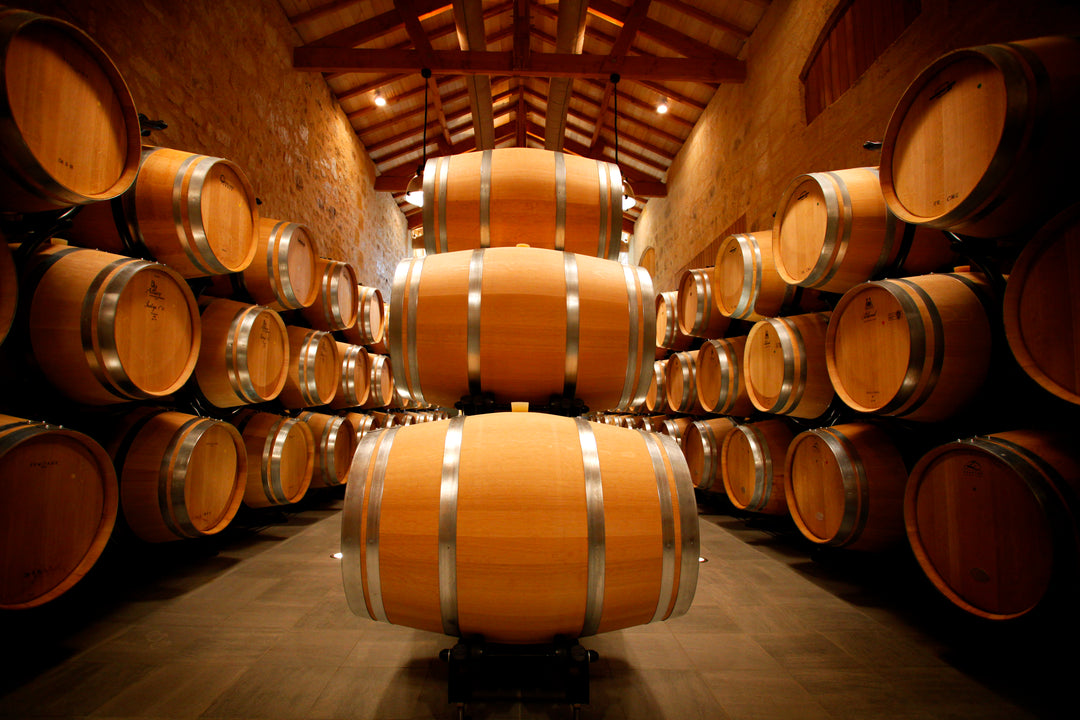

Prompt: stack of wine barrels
[
  {"left": 0, "top": 9, "right": 395, "bottom": 609},
  {"left": 343, "top": 146, "right": 700, "bottom": 644}
]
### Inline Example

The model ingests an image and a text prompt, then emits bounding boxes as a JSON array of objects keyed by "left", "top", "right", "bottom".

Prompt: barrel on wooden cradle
[
  {"left": 0, "top": 414, "right": 117, "bottom": 609},
  {"left": 193, "top": 297, "right": 288, "bottom": 408},
  {"left": 295, "top": 411, "right": 356, "bottom": 488},
  {"left": 677, "top": 268, "right": 729, "bottom": 339},
  {"left": 664, "top": 351, "right": 704, "bottom": 415},
  {"left": 278, "top": 326, "right": 339, "bottom": 409},
  {"left": 656, "top": 291, "right": 693, "bottom": 351},
  {"left": 300, "top": 258, "right": 359, "bottom": 332},
  {"left": 773, "top": 167, "right": 956, "bottom": 294},
  {"left": 328, "top": 342, "right": 371, "bottom": 410},
  {"left": 231, "top": 411, "right": 314, "bottom": 508},
  {"left": 389, "top": 247, "right": 654, "bottom": 411},
  {"left": 26, "top": 244, "right": 201, "bottom": 405},
  {"left": 695, "top": 337, "right": 755, "bottom": 417},
  {"left": 1003, "top": 202, "right": 1080, "bottom": 407},
  {"left": 340, "top": 286, "right": 386, "bottom": 348},
  {"left": 239, "top": 218, "right": 320, "bottom": 311},
  {"left": 421, "top": 148, "right": 623, "bottom": 260},
  {"left": 106, "top": 409, "right": 246, "bottom": 543},
  {"left": 683, "top": 417, "right": 740, "bottom": 491},
  {"left": 880, "top": 36, "right": 1080, "bottom": 238},
  {"left": 66, "top": 146, "right": 259, "bottom": 278},
  {"left": 721, "top": 419, "right": 796, "bottom": 516},
  {"left": 360, "top": 354, "right": 395, "bottom": 409},
  {"left": 341, "top": 412, "right": 698, "bottom": 643},
  {"left": 825, "top": 272, "right": 994, "bottom": 423},
  {"left": 744, "top": 312, "right": 834, "bottom": 419},
  {"left": 905, "top": 430, "right": 1080, "bottom": 620},
  {"left": 784, "top": 423, "right": 908, "bottom": 551},
  {"left": 0, "top": 8, "right": 140, "bottom": 213}
]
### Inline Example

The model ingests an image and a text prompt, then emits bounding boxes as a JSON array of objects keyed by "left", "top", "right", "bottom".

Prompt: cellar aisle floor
[{"left": 0, "top": 490, "right": 1075, "bottom": 720}]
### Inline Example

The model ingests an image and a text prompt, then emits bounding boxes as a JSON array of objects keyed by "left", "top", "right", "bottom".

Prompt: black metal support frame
[{"left": 440, "top": 635, "right": 598, "bottom": 718}]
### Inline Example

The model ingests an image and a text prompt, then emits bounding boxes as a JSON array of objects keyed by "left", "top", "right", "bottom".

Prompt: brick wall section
[
  {"left": 636, "top": 0, "right": 1080, "bottom": 293},
  {"left": 16, "top": 0, "right": 407, "bottom": 296}
]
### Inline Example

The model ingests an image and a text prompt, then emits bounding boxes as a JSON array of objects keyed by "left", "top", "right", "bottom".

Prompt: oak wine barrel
[
  {"left": 341, "top": 412, "right": 377, "bottom": 444},
  {"left": 340, "top": 286, "right": 386, "bottom": 347},
  {"left": 664, "top": 351, "right": 704, "bottom": 415},
  {"left": 656, "top": 291, "right": 693, "bottom": 351},
  {"left": 295, "top": 411, "right": 356, "bottom": 488},
  {"left": 683, "top": 417, "right": 740, "bottom": 491},
  {"left": 329, "top": 342, "right": 371, "bottom": 409},
  {"left": 744, "top": 312, "right": 834, "bottom": 419},
  {"left": 721, "top": 419, "right": 795, "bottom": 516},
  {"left": 342, "top": 413, "right": 698, "bottom": 643},
  {"left": 695, "top": 336, "right": 755, "bottom": 417},
  {"left": 361, "top": 354, "right": 395, "bottom": 409},
  {"left": 231, "top": 411, "right": 314, "bottom": 508},
  {"left": 644, "top": 359, "right": 667, "bottom": 413},
  {"left": 880, "top": 36, "right": 1080, "bottom": 238},
  {"left": 300, "top": 257, "right": 359, "bottom": 332},
  {"left": 26, "top": 244, "right": 200, "bottom": 405},
  {"left": 773, "top": 167, "right": 956, "bottom": 293},
  {"left": 826, "top": 272, "right": 994, "bottom": 422},
  {"left": 713, "top": 231, "right": 792, "bottom": 320},
  {"left": 0, "top": 8, "right": 140, "bottom": 212},
  {"left": 1002, "top": 202, "right": 1080, "bottom": 406},
  {"left": 906, "top": 430, "right": 1080, "bottom": 619},
  {"left": 389, "top": 247, "right": 654, "bottom": 411},
  {"left": 106, "top": 409, "right": 246, "bottom": 543},
  {"left": 660, "top": 416, "right": 692, "bottom": 446},
  {"left": 676, "top": 268, "right": 729, "bottom": 339},
  {"left": 784, "top": 423, "right": 908, "bottom": 551},
  {"left": 193, "top": 297, "right": 289, "bottom": 408},
  {"left": 278, "top": 326, "right": 339, "bottom": 409},
  {"left": 67, "top": 146, "right": 260, "bottom": 278},
  {"left": 240, "top": 218, "right": 320, "bottom": 310},
  {"left": 0, "top": 414, "right": 117, "bottom": 609},
  {"left": 422, "top": 148, "right": 623, "bottom": 259}
]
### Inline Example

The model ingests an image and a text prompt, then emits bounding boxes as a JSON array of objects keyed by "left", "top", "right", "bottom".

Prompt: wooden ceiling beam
[
  {"left": 288, "top": 0, "right": 366, "bottom": 27},
  {"left": 302, "top": 0, "right": 447, "bottom": 48},
  {"left": 543, "top": 0, "right": 589, "bottom": 151},
  {"left": 588, "top": 0, "right": 732, "bottom": 62},
  {"left": 353, "top": 87, "right": 470, "bottom": 134},
  {"left": 512, "top": 0, "right": 530, "bottom": 70},
  {"left": 452, "top": 0, "right": 495, "bottom": 150},
  {"left": 394, "top": 0, "right": 454, "bottom": 152},
  {"left": 294, "top": 48, "right": 746, "bottom": 82},
  {"left": 652, "top": 0, "right": 752, "bottom": 39}
]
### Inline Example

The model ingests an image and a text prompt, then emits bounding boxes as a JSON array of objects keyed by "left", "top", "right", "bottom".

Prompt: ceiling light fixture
[
  {"left": 611, "top": 73, "right": 636, "bottom": 212},
  {"left": 374, "top": 91, "right": 387, "bottom": 107},
  {"left": 404, "top": 68, "right": 432, "bottom": 207},
  {"left": 656, "top": 98, "right": 669, "bottom": 114}
]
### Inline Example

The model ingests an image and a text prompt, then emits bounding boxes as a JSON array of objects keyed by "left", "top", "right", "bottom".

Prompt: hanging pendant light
[
  {"left": 611, "top": 73, "right": 635, "bottom": 212},
  {"left": 404, "top": 68, "right": 432, "bottom": 207}
]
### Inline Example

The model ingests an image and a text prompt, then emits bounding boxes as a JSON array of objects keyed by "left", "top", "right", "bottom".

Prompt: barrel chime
[
  {"left": 340, "top": 143, "right": 701, "bottom": 689},
  {"left": 0, "top": 8, "right": 402, "bottom": 609}
]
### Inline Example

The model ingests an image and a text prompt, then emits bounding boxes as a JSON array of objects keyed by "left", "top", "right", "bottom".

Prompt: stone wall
[
  {"left": 636, "top": 0, "right": 1080, "bottom": 293},
  {"left": 15, "top": 0, "right": 406, "bottom": 295}
]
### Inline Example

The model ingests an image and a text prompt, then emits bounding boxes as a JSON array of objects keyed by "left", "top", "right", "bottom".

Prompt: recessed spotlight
[
  {"left": 656, "top": 99, "right": 669, "bottom": 114},
  {"left": 331, "top": 552, "right": 343, "bottom": 560},
  {"left": 374, "top": 92, "right": 387, "bottom": 107}
]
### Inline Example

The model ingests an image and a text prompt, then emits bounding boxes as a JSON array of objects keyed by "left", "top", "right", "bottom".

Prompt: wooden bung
[
  {"left": 279, "top": 326, "right": 339, "bottom": 409},
  {"left": 341, "top": 413, "right": 698, "bottom": 643},
  {"left": 300, "top": 257, "right": 359, "bottom": 332},
  {"left": 695, "top": 336, "right": 755, "bottom": 417},
  {"left": 683, "top": 417, "right": 740, "bottom": 491},
  {"left": 721, "top": 419, "right": 795, "bottom": 516},
  {"left": 744, "top": 312, "right": 834, "bottom": 419},
  {"left": 295, "top": 411, "right": 356, "bottom": 488},
  {"left": 193, "top": 296, "right": 289, "bottom": 408},
  {"left": 826, "top": 272, "right": 993, "bottom": 422},
  {"left": 880, "top": 36, "right": 1080, "bottom": 238},
  {"left": 389, "top": 247, "right": 654, "bottom": 411},
  {"left": 67, "top": 146, "right": 260, "bottom": 278},
  {"left": 421, "top": 148, "right": 623, "bottom": 259},
  {"left": 784, "top": 423, "right": 908, "bottom": 551},
  {"left": 26, "top": 244, "right": 200, "bottom": 405},
  {"left": 1002, "top": 201, "right": 1080, "bottom": 407},
  {"left": 773, "top": 167, "right": 956, "bottom": 293},
  {"left": 0, "top": 8, "right": 140, "bottom": 213},
  {"left": 231, "top": 411, "right": 314, "bottom": 509},
  {"left": 905, "top": 430, "right": 1080, "bottom": 620},
  {"left": 0, "top": 414, "right": 117, "bottom": 609},
  {"left": 106, "top": 409, "right": 246, "bottom": 543},
  {"left": 676, "top": 267, "right": 730, "bottom": 338}
]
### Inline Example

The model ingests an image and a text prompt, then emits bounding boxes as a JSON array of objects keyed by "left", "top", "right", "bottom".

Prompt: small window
[{"left": 801, "top": 0, "right": 921, "bottom": 123}]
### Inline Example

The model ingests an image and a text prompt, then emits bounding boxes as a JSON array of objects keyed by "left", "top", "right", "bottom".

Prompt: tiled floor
[{"left": 1, "top": 490, "right": 1075, "bottom": 719}]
